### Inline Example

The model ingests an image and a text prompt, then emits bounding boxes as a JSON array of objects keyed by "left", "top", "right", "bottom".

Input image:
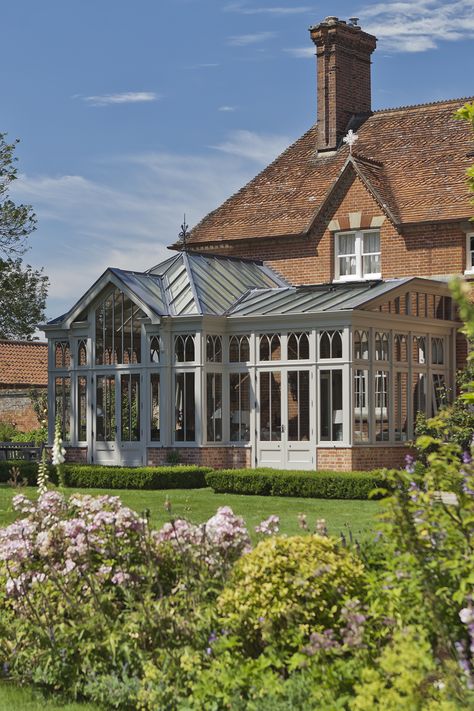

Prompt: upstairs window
[
  {"left": 335, "top": 230, "right": 380, "bottom": 281},
  {"left": 466, "top": 234, "right": 474, "bottom": 274}
]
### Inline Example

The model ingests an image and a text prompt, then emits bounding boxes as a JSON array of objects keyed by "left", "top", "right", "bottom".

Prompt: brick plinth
[
  {"left": 62, "top": 447, "right": 88, "bottom": 464},
  {"left": 147, "top": 447, "right": 251, "bottom": 469},
  {"left": 318, "top": 445, "right": 414, "bottom": 471}
]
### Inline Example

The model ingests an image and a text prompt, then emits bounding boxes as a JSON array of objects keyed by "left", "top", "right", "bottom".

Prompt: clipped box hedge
[
  {"left": 205, "top": 468, "right": 386, "bottom": 500},
  {"left": 0, "top": 461, "right": 211, "bottom": 490}
]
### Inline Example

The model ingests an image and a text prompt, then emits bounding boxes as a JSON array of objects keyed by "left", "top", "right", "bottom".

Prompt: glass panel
[
  {"left": 95, "top": 305, "right": 104, "bottom": 364},
  {"left": 96, "top": 375, "right": 115, "bottom": 442},
  {"left": 363, "top": 253, "right": 380, "bottom": 276},
  {"left": 363, "top": 232, "right": 380, "bottom": 254},
  {"left": 175, "top": 372, "right": 195, "bottom": 441},
  {"left": 120, "top": 374, "right": 140, "bottom": 442},
  {"left": 431, "top": 374, "right": 446, "bottom": 416},
  {"left": 260, "top": 334, "right": 280, "bottom": 361},
  {"left": 320, "top": 332, "right": 330, "bottom": 358},
  {"left": 432, "top": 338, "right": 444, "bottom": 365},
  {"left": 55, "top": 376, "right": 71, "bottom": 441},
  {"left": 375, "top": 332, "right": 389, "bottom": 360},
  {"left": 206, "top": 373, "right": 222, "bottom": 442},
  {"left": 337, "top": 234, "right": 356, "bottom": 277},
  {"left": 131, "top": 305, "right": 141, "bottom": 364},
  {"left": 175, "top": 335, "right": 195, "bottom": 362},
  {"left": 395, "top": 334, "right": 407, "bottom": 362},
  {"left": 288, "top": 371, "right": 310, "bottom": 441},
  {"left": 206, "top": 336, "right": 222, "bottom": 363},
  {"left": 150, "top": 374, "right": 160, "bottom": 441},
  {"left": 354, "top": 331, "right": 369, "bottom": 360},
  {"left": 104, "top": 296, "right": 114, "bottom": 365},
  {"left": 259, "top": 371, "right": 281, "bottom": 441},
  {"left": 320, "top": 370, "right": 343, "bottom": 442},
  {"left": 412, "top": 336, "right": 426, "bottom": 364},
  {"left": 353, "top": 369, "right": 369, "bottom": 442},
  {"left": 332, "top": 331, "right": 343, "bottom": 358},
  {"left": 78, "top": 340, "right": 88, "bottom": 366},
  {"left": 230, "top": 373, "right": 250, "bottom": 442},
  {"left": 113, "top": 290, "right": 123, "bottom": 365},
  {"left": 394, "top": 372, "right": 408, "bottom": 442},
  {"left": 375, "top": 370, "right": 389, "bottom": 441},
  {"left": 230, "top": 335, "right": 250, "bottom": 363},
  {"left": 55, "top": 341, "right": 70, "bottom": 368},
  {"left": 77, "top": 376, "right": 87, "bottom": 442},
  {"left": 150, "top": 336, "right": 160, "bottom": 364},
  {"left": 288, "top": 332, "right": 310, "bottom": 360},
  {"left": 412, "top": 372, "right": 427, "bottom": 425}
]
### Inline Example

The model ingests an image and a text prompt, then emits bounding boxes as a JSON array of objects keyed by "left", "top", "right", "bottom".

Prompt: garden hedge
[
  {"left": 205, "top": 467, "right": 387, "bottom": 500},
  {"left": 0, "top": 461, "right": 212, "bottom": 490}
]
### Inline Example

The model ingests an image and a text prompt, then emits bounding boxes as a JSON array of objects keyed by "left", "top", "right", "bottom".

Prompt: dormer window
[
  {"left": 465, "top": 234, "right": 474, "bottom": 275},
  {"left": 334, "top": 230, "right": 381, "bottom": 281}
]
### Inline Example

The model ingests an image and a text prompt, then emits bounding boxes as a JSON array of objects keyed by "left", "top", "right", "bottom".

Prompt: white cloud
[
  {"left": 358, "top": 0, "right": 474, "bottom": 52},
  {"left": 211, "top": 129, "right": 289, "bottom": 164},
  {"left": 82, "top": 91, "right": 160, "bottom": 106},
  {"left": 227, "top": 31, "right": 276, "bottom": 46},
  {"left": 224, "top": 3, "right": 311, "bottom": 14},
  {"left": 284, "top": 47, "right": 314, "bottom": 58},
  {"left": 218, "top": 105, "right": 237, "bottom": 112},
  {"left": 11, "top": 129, "right": 291, "bottom": 319}
]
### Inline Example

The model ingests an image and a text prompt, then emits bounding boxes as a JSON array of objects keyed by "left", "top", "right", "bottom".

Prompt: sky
[{"left": 2, "top": 0, "right": 473, "bottom": 325}]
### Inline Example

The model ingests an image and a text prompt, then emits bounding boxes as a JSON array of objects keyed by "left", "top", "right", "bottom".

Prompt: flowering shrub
[{"left": 218, "top": 535, "right": 366, "bottom": 655}]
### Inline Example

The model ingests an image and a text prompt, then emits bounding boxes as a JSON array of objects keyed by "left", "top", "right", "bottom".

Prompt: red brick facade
[{"left": 147, "top": 447, "right": 251, "bottom": 469}]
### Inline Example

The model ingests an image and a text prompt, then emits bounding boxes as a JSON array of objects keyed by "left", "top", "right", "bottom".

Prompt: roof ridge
[
  {"left": 0, "top": 339, "right": 47, "bottom": 346},
  {"left": 373, "top": 96, "right": 474, "bottom": 115}
]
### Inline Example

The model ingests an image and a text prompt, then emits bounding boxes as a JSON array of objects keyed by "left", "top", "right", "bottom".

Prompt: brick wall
[
  {"left": 318, "top": 445, "right": 413, "bottom": 471},
  {"left": 52, "top": 446, "right": 88, "bottom": 464},
  {"left": 0, "top": 387, "right": 44, "bottom": 432},
  {"left": 147, "top": 447, "right": 251, "bottom": 469}
]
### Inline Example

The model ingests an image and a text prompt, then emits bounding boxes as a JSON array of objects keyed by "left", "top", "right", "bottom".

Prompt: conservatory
[{"left": 44, "top": 251, "right": 458, "bottom": 471}]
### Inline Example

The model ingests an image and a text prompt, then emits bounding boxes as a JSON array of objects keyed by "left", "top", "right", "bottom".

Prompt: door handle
[{"left": 280, "top": 424, "right": 285, "bottom": 433}]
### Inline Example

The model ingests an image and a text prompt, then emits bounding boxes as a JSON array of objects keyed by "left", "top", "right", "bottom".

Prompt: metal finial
[
  {"left": 343, "top": 129, "right": 359, "bottom": 154},
  {"left": 178, "top": 213, "right": 189, "bottom": 251}
]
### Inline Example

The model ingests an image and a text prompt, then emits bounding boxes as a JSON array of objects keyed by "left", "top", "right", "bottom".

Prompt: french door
[
  {"left": 257, "top": 369, "right": 314, "bottom": 470},
  {"left": 93, "top": 372, "right": 143, "bottom": 466}
]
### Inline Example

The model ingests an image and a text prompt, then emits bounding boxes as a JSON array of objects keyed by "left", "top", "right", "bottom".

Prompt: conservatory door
[
  {"left": 257, "top": 370, "right": 313, "bottom": 470},
  {"left": 118, "top": 373, "right": 143, "bottom": 466},
  {"left": 93, "top": 374, "right": 118, "bottom": 465}
]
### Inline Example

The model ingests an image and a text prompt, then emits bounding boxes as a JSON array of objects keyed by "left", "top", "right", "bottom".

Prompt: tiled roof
[
  {"left": 0, "top": 340, "right": 48, "bottom": 387},
  {"left": 181, "top": 98, "right": 474, "bottom": 245}
]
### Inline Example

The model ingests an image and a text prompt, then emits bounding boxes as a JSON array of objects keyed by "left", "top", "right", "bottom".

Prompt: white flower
[{"left": 460, "top": 607, "right": 474, "bottom": 625}]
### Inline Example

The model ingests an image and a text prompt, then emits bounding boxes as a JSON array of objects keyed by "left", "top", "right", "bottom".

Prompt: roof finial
[
  {"left": 178, "top": 213, "right": 189, "bottom": 251},
  {"left": 343, "top": 129, "right": 359, "bottom": 154}
]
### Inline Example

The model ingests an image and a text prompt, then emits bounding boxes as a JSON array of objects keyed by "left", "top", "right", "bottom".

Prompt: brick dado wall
[
  {"left": 193, "top": 174, "right": 466, "bottom": 285},
  {"left": 0, "top": 387, "right": 45, "bottom": 432},
  {"left": 147, "top": 447, "right": 251, "bottom": 469},
  {"left": 318, "top": 446, "right": 413, "bottom": 471},
  {"left": 53, "top": 447, "right": 88, "bottom": 464}
]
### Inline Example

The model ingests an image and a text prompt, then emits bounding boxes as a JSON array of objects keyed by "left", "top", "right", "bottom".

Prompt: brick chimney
[{"left": 310, "top": 17, "right": 377, "bottom": 153}]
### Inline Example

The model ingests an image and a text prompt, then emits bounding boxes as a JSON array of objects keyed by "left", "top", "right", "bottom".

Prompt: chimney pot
[{"left": 349, "top": 17, "right": 359, "bottom": 27}]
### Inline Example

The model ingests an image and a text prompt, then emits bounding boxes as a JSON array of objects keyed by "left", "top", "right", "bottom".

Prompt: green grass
[
  {"left": 0, "top": 683, "right": 98, "bottom": 710},
  {"left": 0, "top": 486, "right": 381, "bottom": 540}
]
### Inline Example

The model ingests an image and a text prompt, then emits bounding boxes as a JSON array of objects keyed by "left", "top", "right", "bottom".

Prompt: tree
[{"left": 0, "top": 132, "right": 48, "bottom": 339}]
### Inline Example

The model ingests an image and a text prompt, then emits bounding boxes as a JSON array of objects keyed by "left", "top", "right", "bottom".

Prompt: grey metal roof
[
  {"left": 227, "top": 279, "right": 412, "bottom": 317},
  {"left": 48, "top": 251, "right": 289, "bottom": 325}
]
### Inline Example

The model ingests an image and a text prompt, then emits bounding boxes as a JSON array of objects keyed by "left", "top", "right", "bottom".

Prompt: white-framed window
[
  {"left": 465, "top": 233, "right": 474, "bottom": 275},
  {"left": 334, "top": 230, "right": 381, "bottom": 281}
]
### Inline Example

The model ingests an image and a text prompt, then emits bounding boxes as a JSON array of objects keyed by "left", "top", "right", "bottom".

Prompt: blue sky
[{"left": 3, "top": 0, "right": 473, "bottom": 322}]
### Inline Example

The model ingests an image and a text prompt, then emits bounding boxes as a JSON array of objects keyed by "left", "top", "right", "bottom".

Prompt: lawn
[
  {"left": 0, "top": 486, "right": 381, "bottom": 540},
  {"left": 0, "top": 683, "right": 98, "bottom": 710}
]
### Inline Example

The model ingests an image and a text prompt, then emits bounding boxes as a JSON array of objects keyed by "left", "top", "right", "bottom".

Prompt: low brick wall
[
  {"left": 147, "top": 447, "right": 251, "bottom": 469},
  {"left": 53, "top": 446, "right": 88, "bottom": 464},
  {"left": 318, "top": 445, "right": 412, "bottom": 471}
]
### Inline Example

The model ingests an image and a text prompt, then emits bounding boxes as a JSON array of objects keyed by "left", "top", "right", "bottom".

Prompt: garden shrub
[
  {"left": 0, "top": 461, "right": 211, "bottom": 489},
  {"left": 218, "top": 534, "right": 366, "bottom": 654},
  {"left": 62, "top": 464, "right": 212, "bottom": 489},
  {"left": 206, "top": 468, "right": 385, "bottom": 499}
]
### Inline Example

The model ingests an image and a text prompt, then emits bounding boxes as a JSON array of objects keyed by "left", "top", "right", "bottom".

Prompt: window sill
[
  {"left": 464, "top": 269, "right": 474, "bottom": 277},
  {"left": 333, "top": 275, "right": 381, "bottom": 283}
]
